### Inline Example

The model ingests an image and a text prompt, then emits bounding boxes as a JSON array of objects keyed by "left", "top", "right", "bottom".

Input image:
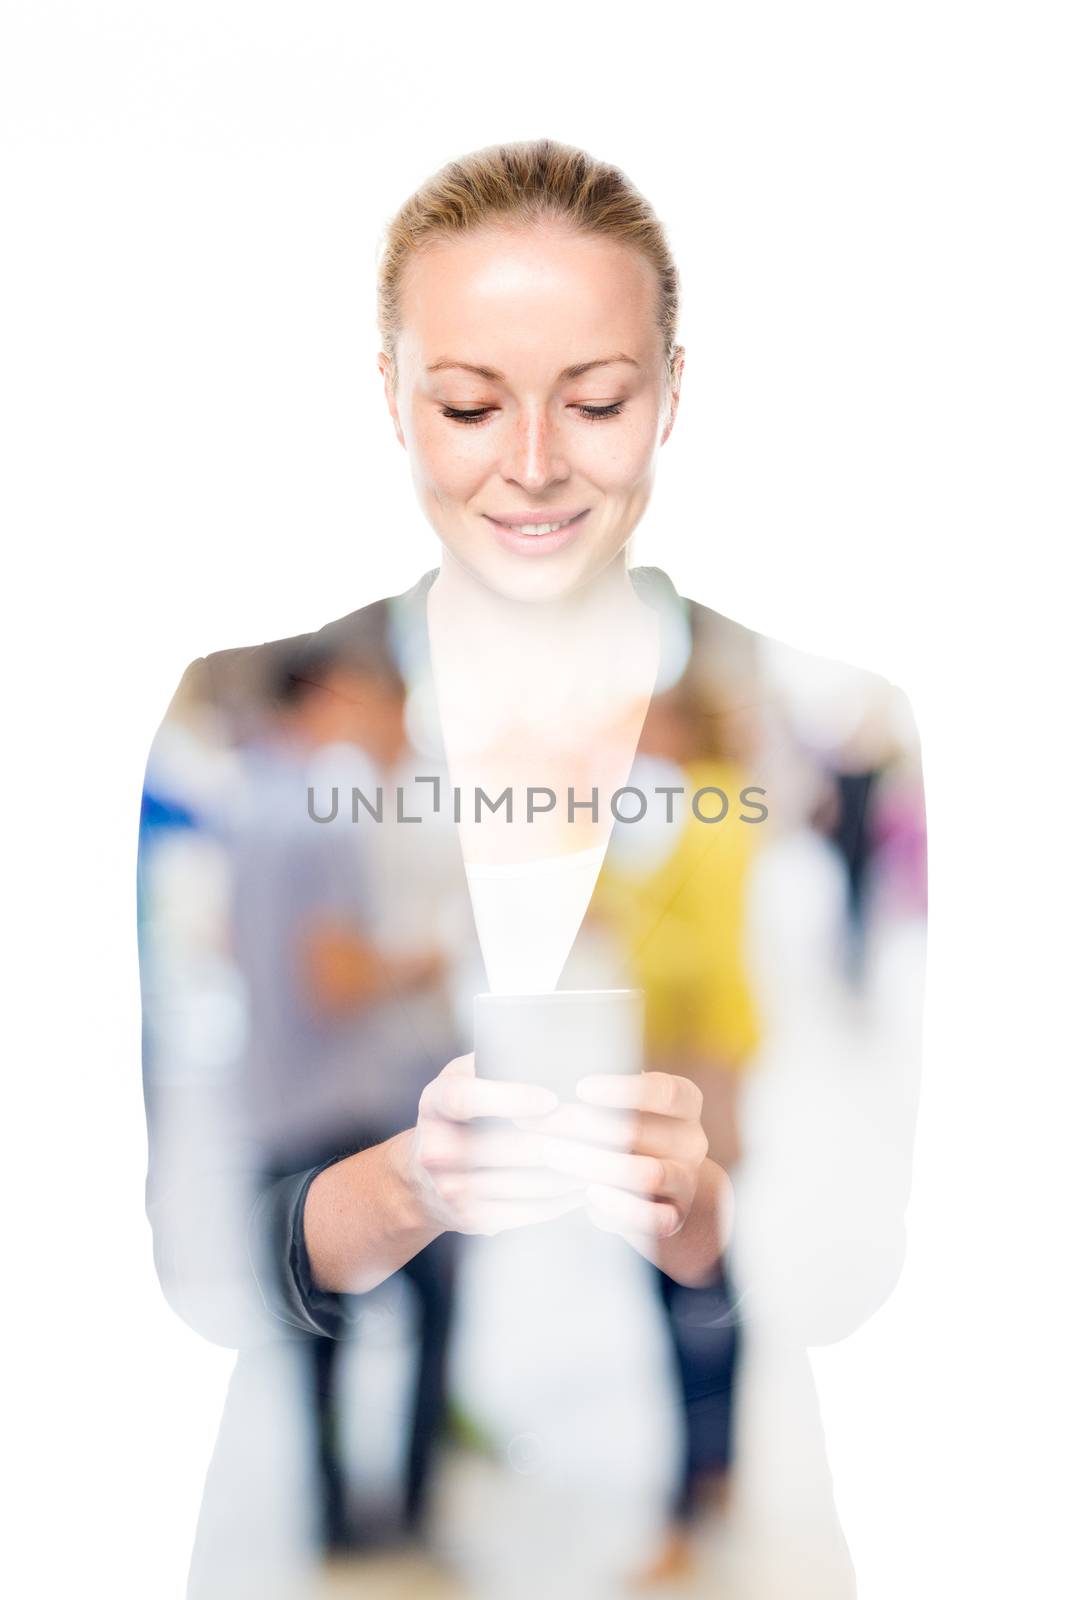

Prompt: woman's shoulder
[
  {"left": 190, "top": 572, "right": 431, "bottom": 723},
  {"left": 642, "top": 564, "right": 913, "bottom": 714}
]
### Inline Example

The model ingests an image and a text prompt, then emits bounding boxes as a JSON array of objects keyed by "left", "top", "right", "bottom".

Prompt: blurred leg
[
  {"left": 658, "top": 1260, "right": 741, "bottom": 1523},
  {"left": 399, "top": 1232, "right": 457, "bottom": 1535},
  {"left": 308, "top": 1333, "right": 348, "bottom": 1551}
]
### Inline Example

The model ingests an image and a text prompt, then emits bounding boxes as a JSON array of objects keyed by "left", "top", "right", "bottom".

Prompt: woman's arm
[
  {"left": 139, "top": 659, "right": 270, "bottom": 1346},
  {"left": 301, "top": 1052, "right": 587, "bottom": 1293},
  {"left": 140, "top": 660, "right": 595, "bottom": 1339},
  {"left": 139, "top": 656, "right": 373, "bottom": 1346},
  {"left": 299, "top": 1130, "right": 443, "bottom": 1295},
  {"left": 728, "top": 679, "right": 927, "bottom": 1346}
]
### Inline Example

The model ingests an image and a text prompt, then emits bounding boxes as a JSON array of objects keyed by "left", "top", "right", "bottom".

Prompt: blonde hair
[{"left": 377, "top": 138, "right": 681, "bottom": 392}]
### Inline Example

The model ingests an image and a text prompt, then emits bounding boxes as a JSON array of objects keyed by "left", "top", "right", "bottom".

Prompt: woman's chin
[{"left": 438, "top": 535, "right": 630, "bottom": 605}]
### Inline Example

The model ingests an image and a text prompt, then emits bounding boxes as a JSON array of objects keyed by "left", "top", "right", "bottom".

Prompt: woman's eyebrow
[{"left": 426, "top": 353, "right": 641, "bottom": 382}]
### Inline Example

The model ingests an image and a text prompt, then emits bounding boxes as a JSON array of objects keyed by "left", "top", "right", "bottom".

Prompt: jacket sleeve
[{"left": 137, "top": 656, "right": 362, "bottom": 1346}]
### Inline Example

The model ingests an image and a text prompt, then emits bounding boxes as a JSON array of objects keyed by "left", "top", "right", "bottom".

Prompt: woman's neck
[
  {"left": 426, "top": 546, "right": 655, "bottom": 676},
  {"left": 425, "top": 544, "right": 664, "bottom": 863}
]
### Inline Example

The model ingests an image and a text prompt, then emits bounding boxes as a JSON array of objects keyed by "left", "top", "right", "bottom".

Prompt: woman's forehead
[{"left": 397, "top": 225, "right": 661, "bottom": 373}]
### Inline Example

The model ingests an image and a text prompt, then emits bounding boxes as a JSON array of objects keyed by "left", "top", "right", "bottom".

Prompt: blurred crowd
[{"left": 138, "top": 579, "right": 926, "bottom": 1596}]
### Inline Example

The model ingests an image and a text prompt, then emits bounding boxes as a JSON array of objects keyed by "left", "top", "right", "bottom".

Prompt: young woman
[{"left": 139, "top": 139, "right": 925, "bottom": 1598}]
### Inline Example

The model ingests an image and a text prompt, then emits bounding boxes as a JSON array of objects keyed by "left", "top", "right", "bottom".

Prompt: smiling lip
[
  {"left": 485, "top": 509, "right": 588, "bottom": 528},
  {"left": 484, "top": 507, "right": 591, "bottom": 557}
]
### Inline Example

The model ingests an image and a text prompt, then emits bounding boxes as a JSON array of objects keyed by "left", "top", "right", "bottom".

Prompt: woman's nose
[{"left": 501, "top": 406, "right": 569, "bottom": 491}]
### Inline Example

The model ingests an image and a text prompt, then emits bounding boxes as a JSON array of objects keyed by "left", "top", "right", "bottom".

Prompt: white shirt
[{"left": 463, "top": 840, "right": 610, "bottom": 995}]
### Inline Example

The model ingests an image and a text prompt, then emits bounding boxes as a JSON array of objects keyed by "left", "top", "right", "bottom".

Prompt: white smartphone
[{"left": 473, "top": 988, "right": 644, "bottom": 1101}]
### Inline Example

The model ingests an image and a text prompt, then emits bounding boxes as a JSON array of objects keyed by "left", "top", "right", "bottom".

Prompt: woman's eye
[
  {"left": 572, "top": 402, "right": 625, "bottom": 420},
  {"left": 441, "top": 406, "right": 495, "bottom": 425},
  {"left": 440, "top": 401, "right": 625, "bottom": 425}
]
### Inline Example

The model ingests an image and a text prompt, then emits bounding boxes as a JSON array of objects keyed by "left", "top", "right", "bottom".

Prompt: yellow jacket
[{"left": 591, "top": 759, "right": 763, "bottom": 1072}]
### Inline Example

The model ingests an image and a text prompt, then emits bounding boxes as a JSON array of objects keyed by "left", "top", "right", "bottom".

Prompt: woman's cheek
[
  {"left": 417, "top": 425, "right": 491, "bottom": 496},
  {"left": 578, "top": 420, "right": 658, "bottom": 488}
]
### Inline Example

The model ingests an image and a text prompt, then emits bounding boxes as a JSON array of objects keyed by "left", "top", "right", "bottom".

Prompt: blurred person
[
  {"left": 789, "top": 670, "right": 917, "bottom": 991},
  {"left": 228, "top": 638, "right": 461, "bottom": 1554},
  {"left": 138, "top": 139, "right": 926, "bottom": 1599},
  {"left": 586, "top": 657, "right": 766, "bottom": 1583},
  {"left": 865, "top": 733, "right": 928, "bottom": 927}
]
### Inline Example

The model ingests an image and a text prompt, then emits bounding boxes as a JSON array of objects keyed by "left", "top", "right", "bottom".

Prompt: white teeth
[{"left": 511, "top": 519, "right": 570, "bottom": 536}]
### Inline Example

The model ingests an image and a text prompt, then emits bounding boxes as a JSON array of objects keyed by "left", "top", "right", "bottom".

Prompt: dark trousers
[
  {"left": 830, "top": 767, "right": 880, "bottom": 983},
  {"left": 307, "top": 1229, "right": 456, "bottom": 1547},
  {"left": 657, "top": 1258, "right": 741, "bottom": 1522}
]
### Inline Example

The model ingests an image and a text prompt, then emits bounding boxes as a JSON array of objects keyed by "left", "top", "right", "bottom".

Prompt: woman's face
[{"left": 380, "top": 221, "right": 683, "bottom": 602}]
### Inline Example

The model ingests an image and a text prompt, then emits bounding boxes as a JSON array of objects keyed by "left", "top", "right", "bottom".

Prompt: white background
[{"left": 3, "top": 3, "right": 1064, "bottom": 1594}]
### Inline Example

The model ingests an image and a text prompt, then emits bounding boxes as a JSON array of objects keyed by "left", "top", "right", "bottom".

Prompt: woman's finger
[
  {"left": 422, "top": 1072, "right": 558, "bottom": 1123},
  {"left": 540, "top": 1138, "right": 690, "bottom": 1202},
  {"left": 438, "top": 1052, "right": 476, "bottom": 1077},
  {"left": 513, "top": 1100, "right": 637, "bottom": 1148},
  {"left": 445, "top": 1166, "right": 588, "bottom": 1202},
  {"left": 454, "top": 1190, "right": 587, "bottom": 1236},
  {"left": 464, "top": 1125, "right": 552, "bottom": 1169},
  {"left": 517, "top": 1104, "right": 708, "bottom": 1165},
  {"left": 576, "top": 1070, "right": 703, "bottom": 1121},
  {"left": 584, "top": 1182, "right": 684, "bottom": 1240},
  {"left": 418, "top": 1123, "right": 549, "bottom": 1173}
]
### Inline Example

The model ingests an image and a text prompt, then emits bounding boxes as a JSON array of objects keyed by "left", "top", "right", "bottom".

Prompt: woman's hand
[
  {"left": 306, "top": 1062, "right": 729, "bottom": 1295},
  {"left": 519, "top": 1070, "right": 707, "bottom": 1236},
  {"left": 517, "top": 1070, "right": 733, "bottom": 1284},
  {"left": 404, "top": 1053, "right": 589, "bottom": 1236}
]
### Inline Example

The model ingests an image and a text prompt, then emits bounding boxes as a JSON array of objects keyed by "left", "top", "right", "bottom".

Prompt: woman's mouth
[{"left": 483, "top": 507, "right": 590, "bottom": 555}]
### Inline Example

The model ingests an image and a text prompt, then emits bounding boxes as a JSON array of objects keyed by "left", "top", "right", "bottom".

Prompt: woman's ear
[
  {"left": 377, "top": 352, "right": 406, "bottom": 448},
  {"left": 660, "top": 346, "right": 685, "bottom": 445}
]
